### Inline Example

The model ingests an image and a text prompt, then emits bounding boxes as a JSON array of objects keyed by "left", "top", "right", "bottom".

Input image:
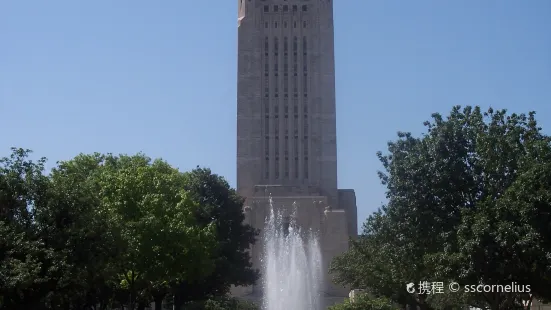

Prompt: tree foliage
[
  {"left": 0, "top": 149, "right": 256, "bottom": 310},
  {"left": 173, "top": 168, "right": 259, "bottom": 306},
  {"left": 184, "top": 297, "right": 260, "bottom": 310},
  {"left": 330, "top": 106, "right": 551, "bottom": 310},
  {"left": 328, "top": 294, "right": 398, "bottom": 310}
]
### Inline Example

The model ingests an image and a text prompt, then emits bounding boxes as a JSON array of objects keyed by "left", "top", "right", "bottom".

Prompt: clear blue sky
[{"left": 1, "top": 1, "right": 550, "bottom": 231}]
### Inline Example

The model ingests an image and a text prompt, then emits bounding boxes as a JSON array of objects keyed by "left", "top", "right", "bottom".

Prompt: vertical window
[
  {"left": 283, "top": 35, "right": 288, "bottom": 84},
  {"left": 293, "top": 37, "right": 298, "bottom": 80},
  {"left": 303, "top": 106, "right": 309, "bottom": 137},
  {"left": 303, "top": 37, "right": 308, "bottom": 77},
  {"left": 293, "top": 98, "right": 298, "bottom": 135},
  {"left": 274, "top": 105, "right": 279, "bottom": 132},
  {"left": 285, "top": 157, "right": 289, "bottom": 178},
  {"left": 284, "top": 103, "right": 289, "bottom": 135},
  {"left": 265, "top": 133, "right": 269, "bottom": 179},
  {"left": 294, "top": 157, "right": 299, "bottom": 178},
  {"left": 264, "top": 98, "right": 269, "bottom": 138},
  {"left": 265, "top": 157, "right": 269, "bottom": 179},
  {"left": 274, "top": 38, "right": 279, "bottom": 78},
  {"left": 275, "top": 157, "right": 280, "bottom": 179},
  {"left": 304, "top": 157, "right": 308, "bottom": 178}
]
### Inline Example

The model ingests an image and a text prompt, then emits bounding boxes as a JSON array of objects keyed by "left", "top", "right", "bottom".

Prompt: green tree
[
  {"left": 330, "top": 106, "right": 551, "bottom": 310},
  {"left": 184, "top": 297, "right": 260, "bottom": 310},
  {"left": 330, "top": 211, "right": 422, "bottom": 308},
  {"left": 58, "top": 154, "right": 218, "bottom": 310},
  {"left": 0, "top": 148, "right": 55, "bottom": 310},
  {"left": 328, "top": 294, "right": 398, "bottom": 310},
  {"left": 173, "top": 168, "right": 259, "bottom": 306},
  {"left": 455, "top": 161, "right": 551, "bottom": 308},
  {"left": 1, "top": 149, "right": 124, "bottom": 310},
  {"left": 44, "top": 153, "right": 125, "bottom": 310},
  {"left": 2, "top": 150, "right": 252, "bottom": 310}
]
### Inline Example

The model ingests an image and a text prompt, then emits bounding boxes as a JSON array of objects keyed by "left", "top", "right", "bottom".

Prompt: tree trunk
[
  {"left": 137, "top": 301, "right": 146, "bottom": 310},
  {"left": 173, "top": 293, "right": 183, "bottom": 310},
  {"left": 153, "top": 295, "right": 164, "bottom": 310},
  {"left": 129, "top": 291, "right": 135, "bottom": 310}
]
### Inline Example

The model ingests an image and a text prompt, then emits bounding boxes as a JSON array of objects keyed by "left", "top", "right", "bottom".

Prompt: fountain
[{"left": 262, "top": 198, "right": 323, "bottom": 310}]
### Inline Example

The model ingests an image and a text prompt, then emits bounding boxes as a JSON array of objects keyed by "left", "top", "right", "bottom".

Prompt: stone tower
[{"left": 235, "top": 0, "right": 357, "bottom": 306}]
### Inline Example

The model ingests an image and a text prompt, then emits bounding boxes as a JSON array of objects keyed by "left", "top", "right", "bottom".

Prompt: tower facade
[
  {"left": 235, "top": 0, "right": 357, "bottom": 306},
  {"left": 237, "top": 0, "right": 337, "bottom": 206}
]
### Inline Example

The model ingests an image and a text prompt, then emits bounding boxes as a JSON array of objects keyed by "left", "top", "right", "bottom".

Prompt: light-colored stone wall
[
  {"left": 235, "top": 0, "right": 356, "bottom": 306},
  {"left": 232, "top": 192, "right": 351, "bottom": 298},
  {"left": 338, "top": 189, "right": 358, "bottom": 238},
  {"left": 236, "top": 0, "right": 339, "bottom": 207},
  {"left": 322, "top": 208, "right": 350, "bottom": 296}
]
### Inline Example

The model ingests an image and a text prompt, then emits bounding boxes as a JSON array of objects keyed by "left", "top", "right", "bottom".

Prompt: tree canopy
[
  {"left": 330, "top": 106, "right": 551, "bottom": 310},
  {"left": 172, "top": 167, "right": 259, "bottom": 307},
  {"left": 0, "top": 150, "right": 258, "bottom": 310}
]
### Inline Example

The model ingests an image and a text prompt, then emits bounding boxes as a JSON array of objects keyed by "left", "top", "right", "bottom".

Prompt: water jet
[{"left": 261, "top": 198, "right": 323, "bottom": 310}]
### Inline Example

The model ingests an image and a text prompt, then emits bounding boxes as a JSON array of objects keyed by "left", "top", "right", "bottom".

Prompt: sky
[{"left": 1, "top": 1, "right": 550, "bottom": 232}]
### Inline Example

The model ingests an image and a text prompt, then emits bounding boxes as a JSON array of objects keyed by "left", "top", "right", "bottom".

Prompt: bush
[
  {"left": 329, "top": 294, "right": 399, "bottom": 310},
  {"left": 184, "top": 297, "right": 260, "bottom": 310}
]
